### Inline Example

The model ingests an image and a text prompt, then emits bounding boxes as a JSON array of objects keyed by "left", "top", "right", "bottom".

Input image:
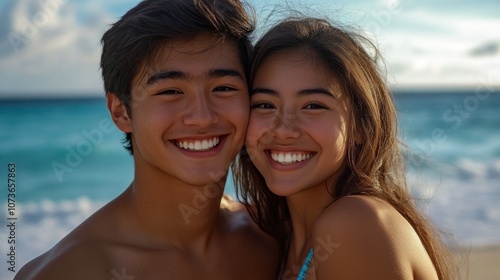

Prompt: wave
[
  {"left": 407, "top": 156, "right": 500, "bottom": 182},
  {"left": 0, "top": 197, "right": 105, "bottom": 279}
]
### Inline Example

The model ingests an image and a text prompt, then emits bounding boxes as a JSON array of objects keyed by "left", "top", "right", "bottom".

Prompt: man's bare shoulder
[
  {"left": 15, "top": 202, "right": 120, "bottom": 280},
  {"left": 220, "top": 194, "right": 266, "bottom": 234},
  {"left": 220, "top": 194, "right": 280, "bottom": 275},
  {"left": 15, "top": 233, "right": 112, "bottom": 279}
]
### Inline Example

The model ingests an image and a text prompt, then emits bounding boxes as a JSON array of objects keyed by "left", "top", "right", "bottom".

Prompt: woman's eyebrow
[
  {"left": 298, "top": 88, "right": 336, "bottom": 98},
  {"left": 251, "top": 87, "right": 277, "bottom": 96},
  {"left": 251, "top": 87, "right": 336, "bottom": 98}
]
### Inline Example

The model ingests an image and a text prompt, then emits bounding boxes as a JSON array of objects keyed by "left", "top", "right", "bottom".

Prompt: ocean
[{"left": 1, "top": 91, "right": 499, "bottom": 277}]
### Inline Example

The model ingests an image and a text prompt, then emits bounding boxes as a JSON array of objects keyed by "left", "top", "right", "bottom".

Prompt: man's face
[{"left": 123, "top": 33, "right": 249, "bottom": 186}]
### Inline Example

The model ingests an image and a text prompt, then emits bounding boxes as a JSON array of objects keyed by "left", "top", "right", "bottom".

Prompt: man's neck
[{"left": 118, "top": 163, "right": 227, "bottom": 249}]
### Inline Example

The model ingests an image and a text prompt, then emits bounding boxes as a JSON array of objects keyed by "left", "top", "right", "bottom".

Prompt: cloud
[
  {"left": 0, "top": 0, "right": 499, "bottom": 97},
  {"left": 469, "top": 41, "right": 500, "bottom": 57},
  {"left": 369, "top": 7, "right": 500, "bottom": 88},
  {"left": 0, "top": 0, "right": 115, "bottom": 98},
  {"left": 382, "top": 36, "right": 500, "bottom": 88}
]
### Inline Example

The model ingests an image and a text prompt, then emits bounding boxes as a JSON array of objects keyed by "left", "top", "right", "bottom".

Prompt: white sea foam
[
  {"left": 0, "top": 197, "right": 105, "bottom": 280},
  {"left": 410, "top": 167, "right": 500, "bottom": 247}
]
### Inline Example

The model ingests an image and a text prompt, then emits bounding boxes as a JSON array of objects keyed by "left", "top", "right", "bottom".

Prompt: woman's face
[{"left": 246, "top": 49, "right": 351, "bottom": 197}]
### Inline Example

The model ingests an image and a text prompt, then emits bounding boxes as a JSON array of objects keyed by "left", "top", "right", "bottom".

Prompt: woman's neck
[{"left": 286, "top": 185, "right": 335, "bottom": 262}]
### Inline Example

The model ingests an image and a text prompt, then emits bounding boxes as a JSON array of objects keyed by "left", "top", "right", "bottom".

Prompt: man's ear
[{"left": 107, "top": 92, "right": 132, "bottom": 133}]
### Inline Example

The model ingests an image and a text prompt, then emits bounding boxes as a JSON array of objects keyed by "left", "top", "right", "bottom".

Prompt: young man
[{"left": 15, "top": 0, "right": 279, "bottom": 279}]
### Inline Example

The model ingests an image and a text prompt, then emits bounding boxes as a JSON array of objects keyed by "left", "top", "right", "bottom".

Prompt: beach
[
  {"left": 1, "top": 92, "right": 499, "bottom": 280},
  {"left": 455, "top": 245, "right": 500, "bottom": 280}
]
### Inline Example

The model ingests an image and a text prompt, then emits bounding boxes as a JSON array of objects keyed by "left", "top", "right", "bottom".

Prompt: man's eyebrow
[
  {"left": 251, "top": 87, "right": 336, "bottom": 98},
  {"left": 146, "top": 68, "right": 244, "bottom": 85},
  {"left": 146, "top": 71, "right": 186, "bottom": 85},
  {"left": 209, "top": 69, "right": 244, "bottom": 80}
]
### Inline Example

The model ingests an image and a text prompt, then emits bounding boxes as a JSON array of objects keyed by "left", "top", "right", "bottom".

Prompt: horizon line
[{"left": 1, "top": 86, "right": 499, "bottom": 101}]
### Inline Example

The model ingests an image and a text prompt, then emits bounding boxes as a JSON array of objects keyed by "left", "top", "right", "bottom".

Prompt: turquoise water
[
  {"left": 2, "top": 92, "right": 498, "bottom": 202},
  {"left": 0, "top": 91, "right": 499, "bottom": 275},
  {"left": 1, "top": 98, "right": 134, "bottom": 202}
]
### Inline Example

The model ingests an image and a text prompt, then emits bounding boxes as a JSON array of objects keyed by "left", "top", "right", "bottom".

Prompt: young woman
[{"left": 233, "top": 18, "right": 456, "bottom": 279}]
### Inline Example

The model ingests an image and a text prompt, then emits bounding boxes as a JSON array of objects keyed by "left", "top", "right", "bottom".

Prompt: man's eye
[
  {"left": 156, "top": 89, "right": 183, "bottom": 95},
  {"left": 213, "top": 86, "right": 236, "bottom": 92}
]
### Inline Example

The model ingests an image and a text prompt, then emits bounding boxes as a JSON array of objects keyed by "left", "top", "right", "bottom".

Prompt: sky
[{"left": 0, "top": 0, "right": 499, "bottom": 98}]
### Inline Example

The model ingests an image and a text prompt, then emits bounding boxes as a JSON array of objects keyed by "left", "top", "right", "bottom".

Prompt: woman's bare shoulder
[
  {"left": 314, "top": 195, "right": 413, "bottom": 233},
  {"left": 311, "top": 195, "right": 435, "bottom": 279}
]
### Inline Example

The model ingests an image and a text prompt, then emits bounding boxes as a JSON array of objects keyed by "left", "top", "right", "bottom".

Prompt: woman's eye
[
  {"left": 251, "top": 102, "right": 275, "bottom": 109},
  {"left": 304, "top": 103, "right": 326, "bottom": 109}
]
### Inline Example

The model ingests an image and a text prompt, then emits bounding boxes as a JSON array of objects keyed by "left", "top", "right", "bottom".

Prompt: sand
[{"left": 455, "top": 245, "right": 500, "bottom": 280}]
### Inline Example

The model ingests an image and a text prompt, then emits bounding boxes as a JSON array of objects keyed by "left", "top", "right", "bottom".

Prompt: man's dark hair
[{"left": 100, "top": 0, "right": 255, "bottom": 154}]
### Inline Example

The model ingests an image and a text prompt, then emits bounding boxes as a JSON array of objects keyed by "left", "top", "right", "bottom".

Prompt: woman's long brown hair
[{"left": 232, "top": 17, "right": 456, "bottom": 279}]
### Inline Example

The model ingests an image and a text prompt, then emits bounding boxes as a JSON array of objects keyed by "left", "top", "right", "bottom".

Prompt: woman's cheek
[{"left": 245, "top": 115, "right": 268, "bottom": 158}]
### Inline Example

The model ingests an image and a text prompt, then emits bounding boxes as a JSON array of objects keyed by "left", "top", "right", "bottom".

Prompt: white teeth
[
  {"left": 270, "top": 151, "right": 312, "bottom": 165},
  {"left": 272, "top": 153, "right": 278, "bottom": 161},
  {"left": 278, "top": 154, "right": 285, "bottom": 163},
  {"left": 201, "top": 140, "right": 208, "bottom": 150},
  {"left": 176, "top": 137, "right": 220, "bottom": 151}
]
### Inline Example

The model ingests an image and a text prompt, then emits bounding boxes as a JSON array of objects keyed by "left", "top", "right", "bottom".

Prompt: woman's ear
[{"left": 107, "top": 92, "right": 132, "bottom": 133}]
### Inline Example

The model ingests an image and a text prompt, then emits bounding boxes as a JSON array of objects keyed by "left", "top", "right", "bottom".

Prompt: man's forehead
[{"left": 131, "top": 37, "right": 244, "bottom": 87}]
